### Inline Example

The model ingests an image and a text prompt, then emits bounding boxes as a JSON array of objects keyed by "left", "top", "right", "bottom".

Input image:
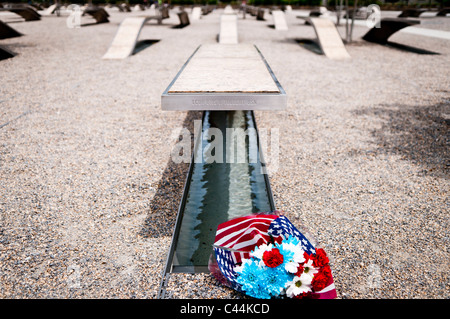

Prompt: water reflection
[{"left": 173, "top": 111, "right": 273, "bottom": 270}]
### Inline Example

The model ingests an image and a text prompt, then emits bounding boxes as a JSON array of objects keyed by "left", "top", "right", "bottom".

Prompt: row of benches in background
[
  {"left": 398, "top": 7, "right": 450, "bottom": 17},
  {"left": 0, "top": 4, "right": 41, "bottom": 21},
  {"left": 1, "top": 4, "right": 448, "bottom": 61},
  {"left": 244, "top": 5, "right": 266, "bottom": 21},
  {"left": 0, "top": 3, "right": 216, "bottom": 24},
  {"left": 0, "top": 4, "right": 187, "bottom": 60},
  {"left": 2, "top": 3, "right": 449, "bottom": 23},
  {"left": 0, "top": 3, "right": 110, "bottom": 23},
  {"left": 0, "top": 3, "right": 218, "bottom": 40},
  {"left": 310, "top": 6, "right": 450, "bottom": 19}
]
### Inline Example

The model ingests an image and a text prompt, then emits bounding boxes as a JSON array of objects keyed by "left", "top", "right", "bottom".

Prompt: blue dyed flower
[
  {"left": 282, "top": 235, "right": 301, "bottom": 246},
  {"left": 262, "top": 266, "right": 293, "bottom": 297},
  {"left": 235, "top": 259, "right": 271, "bottom": 299}
]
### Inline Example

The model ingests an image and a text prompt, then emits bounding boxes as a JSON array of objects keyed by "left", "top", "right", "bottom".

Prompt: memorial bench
[
  {"left": 257, "top": 8, "right": 265, "bottom": 20},
  {"left": 361, "top": 18, "right": 437, "bottom": 53},
  {"left": 161, "top": 44, "right": 286, "bottom": 111},
  {"left": 309, "top": 6, "right": 330, "bottom": 17},
  {"left": 0, "top": 20, "right": 22, "bottom": 39},
  {"left": 298, "top": 7, "right": 331, "bottom": 25},
  {"left": 219, "top": 11, "right": 238, "bottom": 44},
  {"left": 223, "top": 5, "right": 235, "bottom": 14},
  {"left": 158, "top": 43, "right": 286, "bottom": 295},
  {"left": 39, "top": 4, "right": 58, "bottom": 16},
  {"left": 103, "top": 17, "right": 153, "bottom": 59},
  {"left": 398, "top": 9, "right": 426, "bottom": 18},
  {"left": 82, "top": 7, "right": 110, "bottom": 24},
  {"left": 245, "top": 5, "right": 265, "bottom": 20},
  {"left": 119, "top": 3, "right": 131, "bottom": 12},
  {"left": 160, "top": 7, "right": 170, "bottom": 20},
  {"left": 271, "top": 10, "right": 288, "bottom": 30},
  {"left": 102, "top": 7, "right": 171, "bottom": 59},
  {"left": 0, "top": 5, "right": 41, "bottom": 21},
  {"left": 437, "top": 7, "right": 450, "bottom": 16},
  {"left": 201, "top": 5, "right": 214, "bottom": 16},
  {"left": 395, "top": 7, "right": 449, "bottom": 18},
  {"left": 362, "top": 18, "right": 420, "bottom": 45},
  {"left": 298, "top": 17, "right": 351, "bottom": 60},
  {"left": 176, "top": 11, "right": 190, "bottom": 28},
  {"left": 191, "top": 6, "right": 202, "bottom": 20},
  {"left": 138, "top": 6, "right": 170, "bottom": 25},
  {"left": 246, "top": 5, "right": 257, "bottom": 16}
]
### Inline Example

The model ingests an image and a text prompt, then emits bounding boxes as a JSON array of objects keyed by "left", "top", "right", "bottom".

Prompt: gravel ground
[{"left": 0, "top": 7, "right": 448, "bottom": 299}]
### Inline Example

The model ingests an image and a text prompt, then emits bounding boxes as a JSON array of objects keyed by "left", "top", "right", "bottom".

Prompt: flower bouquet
[{"left": 208, "top": 212, "right": 336, "bottom": 299}]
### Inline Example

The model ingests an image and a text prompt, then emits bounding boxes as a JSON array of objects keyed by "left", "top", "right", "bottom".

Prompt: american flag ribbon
[
  {"left": 210, "top": 212, "right": 337, "bottom": 299},
  {"left": 213, "top": 214, "right": 279, "bottom": 265}
]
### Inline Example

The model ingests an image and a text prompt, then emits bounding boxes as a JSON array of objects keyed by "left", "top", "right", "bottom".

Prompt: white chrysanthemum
[
  {"left": 250, "top": 243, "right": 273, "bottom": 260},
  {"left": 292, "top": 250, "right": 306, "bottom": 264},
  {"left": 302, "top": 259, "right": 319, "bottom": 279},
  {"left": 285, "top": 273, "right": 312, "bottom": 297},
  {"left": 282, "top": 242, "right": 306, "bottom": 264},
  {"left": 234, "top": 264, "right": 243, "bottom": 273},
  {"left": 285, "top": 261, "right": 299, "bottom": 273}
]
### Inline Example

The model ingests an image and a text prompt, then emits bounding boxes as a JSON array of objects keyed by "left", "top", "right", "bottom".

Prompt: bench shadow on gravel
[
  {"left": 354, "top": 98, "right": 449, "bottom": 179},
  {"left": 383, "top": 41, "right": 439, "bottom": 55},
  {"left": 274, "top": 37, "right": 324, "bottom": 56},
  {"left": 139, "top": 111, "right": 202, "bottom": 238},
  {"left": 294, "top": 39, "right": 323, "bottom": 56},
  {"left": 132, "top": 39, "right": 160, "bottom": 56}
]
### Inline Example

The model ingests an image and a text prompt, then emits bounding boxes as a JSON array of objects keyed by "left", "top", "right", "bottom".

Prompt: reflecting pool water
[{"left": 171, "top": 111, "right": 274, "bottom": 272}]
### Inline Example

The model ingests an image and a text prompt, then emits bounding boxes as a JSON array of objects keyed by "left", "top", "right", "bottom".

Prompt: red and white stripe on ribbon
[{"left": 213, "top": 214, "right": 279, "bottom": 264}]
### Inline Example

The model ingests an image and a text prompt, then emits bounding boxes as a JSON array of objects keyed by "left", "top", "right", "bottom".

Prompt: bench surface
[
  {"left": 219, "top": 14, "right": 238, "bottom": 44},
  {"left": 272, "top": 10, "right": 288, "bottom": 31},
  {"left": 102, "top": 17, "right": 147, "bottom": 59},
  {"left": 162, "top": 44, "right": 286, "bottom": 111},
  {"left": 309, "top": 17, "right": 351, "bottom": 60}
]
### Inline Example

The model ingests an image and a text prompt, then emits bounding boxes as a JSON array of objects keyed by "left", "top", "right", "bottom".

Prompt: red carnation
[
  {"left": 262, "top": 248, "right": 284, "bottom": 268},
  {"left": 303, "top": 251, "right": 312, "bottom": 261},
  {"left": 295, "top": 264, "right": 304, "bottom": 277},
  {"left": 312, "top": 272, "right": 328, "bottom": 292},
  {"left": 321, "top": 265, "right": 332, "bottom": 281},
  {"left": 312, "top": 265, "right": 333, "bottom": 292},
  {"left": 313, "top": 248, "right": 329, "bottom": 268}
]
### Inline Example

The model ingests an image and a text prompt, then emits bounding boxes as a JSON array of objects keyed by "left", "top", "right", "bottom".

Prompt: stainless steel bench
[{"left": 161, "top": 44, "right": 286, "bottom": 111}]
